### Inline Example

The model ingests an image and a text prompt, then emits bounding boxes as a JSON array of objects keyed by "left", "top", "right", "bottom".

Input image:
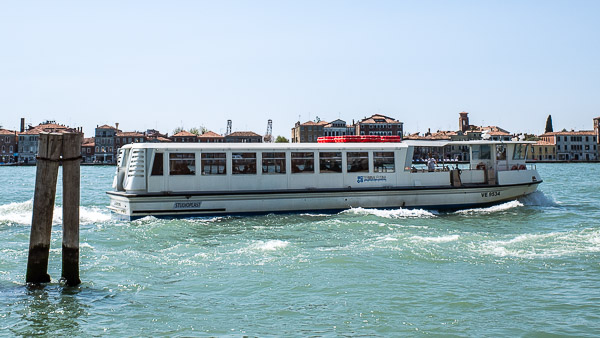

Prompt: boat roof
[
  {"left": 402, "top": 140, "right": 537, "bottom": 147},
  {"left": 120, "top": 139, "right": 535, "bottom": 151}
]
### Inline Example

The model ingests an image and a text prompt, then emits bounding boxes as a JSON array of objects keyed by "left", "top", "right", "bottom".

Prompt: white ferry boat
[{"left": 107, "top": 140, "right": 541, "bottom": 220}]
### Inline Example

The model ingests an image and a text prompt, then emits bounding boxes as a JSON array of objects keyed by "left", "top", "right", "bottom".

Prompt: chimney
[
  {"left": 20, "top": 118, "right": 25, "bottom": 132},
  {"left": 115, "top": 123, "right": 119, "bottom": 131}
]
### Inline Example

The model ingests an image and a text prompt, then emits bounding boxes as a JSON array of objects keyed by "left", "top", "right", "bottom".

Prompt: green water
[{"left": 1, "top": 164, "right": 599, "bottom": 336}]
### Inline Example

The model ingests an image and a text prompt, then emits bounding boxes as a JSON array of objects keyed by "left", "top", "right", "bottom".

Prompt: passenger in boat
[{"left": 427, "top": 155, "right": 437, "bottom": 172}]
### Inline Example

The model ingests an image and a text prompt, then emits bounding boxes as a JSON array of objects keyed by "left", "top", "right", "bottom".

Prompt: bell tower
[{"left": 459, "top": 112, "right": 469, "bottom": 132}]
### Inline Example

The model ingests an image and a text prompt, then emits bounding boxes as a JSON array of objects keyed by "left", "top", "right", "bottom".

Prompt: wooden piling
[
  {"left": 61, "top": 132, "right": 82, "bottom": 286},
  {"left": 26, "top": 133, "right": 62, "bottom": 284}
]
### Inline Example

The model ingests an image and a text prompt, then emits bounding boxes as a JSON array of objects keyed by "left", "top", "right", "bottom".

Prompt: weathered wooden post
[
  {"left": 61, "top": 132, "right": 82, "bottom": 286},
  {"left": 26, "top": 133, "right": 62, "bottom": 284}
]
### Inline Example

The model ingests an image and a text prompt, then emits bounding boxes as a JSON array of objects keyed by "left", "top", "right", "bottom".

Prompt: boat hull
[{"left": 108, "top": 181, "right": 541, "bottom": 220}]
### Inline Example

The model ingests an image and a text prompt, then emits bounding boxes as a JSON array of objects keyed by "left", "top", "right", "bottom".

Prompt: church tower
[{"left": 459, "top": 112, "right": 470, "bottom": 132}]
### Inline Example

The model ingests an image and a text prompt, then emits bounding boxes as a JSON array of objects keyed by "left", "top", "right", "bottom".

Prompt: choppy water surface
[{"left": 1, "top": 164, "right": 599, "bottom": 336}]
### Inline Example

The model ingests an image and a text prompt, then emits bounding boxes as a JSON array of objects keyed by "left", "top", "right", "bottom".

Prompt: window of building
[
  {"left": 201, "top": 153, "right": 226, "bottom": 175},
  {"left": 319, "top": 152, "right": 342, "bottom": 173},
  {"left": 232, "top": 152, "right": 256, "bottom": 174},
  {"left": 262, "top": 152, "right": 286, "bottom": 174},
  {"left": 374, "top": 152, "right": 394, "bottom": 173},
  {"left": 291, "top": 152, "right": 314, "bottom": 173},
  {"left": 87, "top": 148, "right": 90, "bottom": 154},
  {"left": 347, "top": 152, "right": 369, "bottom": 172},
  {"left": 169, "top": 153, "right": 195, "bottom": 175},
  {"left": 9, "top": 146, "right": 13, "bottom": 153},
  {"left": 151, "top": 153, "right": 164, "bottom": 176}
]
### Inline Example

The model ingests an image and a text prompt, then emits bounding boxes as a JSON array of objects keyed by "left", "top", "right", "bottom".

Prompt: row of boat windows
[{"left": 150, "top": 151, "right": 396, "bottom": 176}]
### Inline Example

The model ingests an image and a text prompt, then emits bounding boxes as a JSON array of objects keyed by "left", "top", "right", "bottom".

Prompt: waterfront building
[
  {"left": 170, "top": 131, "right": 198, "bottom": 143},
  {"left": 116, "top": 132, "right": 146, "bottom": 153},
  {"left": 144, "top": 129, "right": 172, "bottom": 143},
  {"left": 19, "top": 122, "right": 79, "bottom": 164},
  {"left": 0, "top": 129, "right": 18, "bottom": 163},
  {"left": 323, "top": 119, "right": 355, "bottom": 137},
  {"left": 527, "top": 140, "right": 556, "bottom": 161},
  {"left": 198, "top": 131, "right": 225, "bottom": 143},
  {"left": 540, "top": 131, "right": 597, "bottom": 161},
  {"left": 595, "top": 117, "right": 600, "bottom": 158},
  {"left": 95, "top": 124, "right": 119, "bottom": 164},
  {"left": 225, "top": 131, "right": 263, "bottom": 143},
  {"left": 81, "top": 137, "right": 95, "bottom": 163},
  {"left": 291, "top": 120, "right": 328, "bottom": 143},
  {"left": 355, "top": 114, "right": 403, "bottom": 137}
]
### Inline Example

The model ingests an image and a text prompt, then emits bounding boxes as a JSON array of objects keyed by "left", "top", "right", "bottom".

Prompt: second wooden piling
[
  {"left": 61, "top": 132, "right": 82, "bottom": 286},
  {"left": 26, "top": 133, "right": 62, "bottom": 284}
]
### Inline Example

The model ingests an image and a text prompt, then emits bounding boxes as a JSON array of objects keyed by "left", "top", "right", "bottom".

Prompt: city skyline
[{"left": 1, "top": 1, "right": 599, "bottom": 137}]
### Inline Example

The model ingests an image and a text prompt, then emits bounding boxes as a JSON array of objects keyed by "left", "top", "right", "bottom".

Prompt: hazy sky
[{"left": 1, "top": 0, "right": 598, "bottom": 138}]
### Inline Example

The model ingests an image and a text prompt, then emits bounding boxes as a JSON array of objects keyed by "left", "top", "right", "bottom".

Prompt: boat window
[
  {"left": 472, "top": 145, "right": 491, "bottom": 160},
  {"left": 291, "top": 152, "right": 314, "bottom": 173},
  {"left": 496, "top": 145, "right": 507, "bottom": 161},
  {"left": 347, "top": 152, "right": 369, "bottom": 172},
  {"left": 513, "top": 144, "right": 528, "bottom": 160},
  {"left": 169, "top": 153, "right": 196, "bottom": 175},
  {"left": 262, "top": 152, "right": 286, "bottom": 174},
  {"left": 374, "top": 152, "right": 395, "bottom": 173},
  {"left": 319, "top": 152, "right": 342, "bottom": 173},
  {"left": 201, "top": 153, "right": 226, "bottom": 175},
  {"left": 232, "top": 152, "right": 256, "bottom": 175},
  {"left": 151, "top": 153, "right": 164, "bottom": 176}
]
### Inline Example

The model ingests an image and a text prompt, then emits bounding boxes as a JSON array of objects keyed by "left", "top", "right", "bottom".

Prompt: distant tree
[
  {"left": 275, "top": 135, "right": 289, "bottom": 143},
  {"left": 173, "top": 127, "right": 184, "bottom": 135},
  {"left": 545, "top": 115, "right": 553, "bottom": 133},
  {"left": 189, "top": 126, "right": 208, "bottom": 136},
  {"left": 524, "top": 133, "right": 539, "bottom": 141}
]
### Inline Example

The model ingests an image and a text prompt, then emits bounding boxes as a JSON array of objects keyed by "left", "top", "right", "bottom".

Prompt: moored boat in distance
[{"left": 107, "top": 139, "right": 542, "bottom": 220}]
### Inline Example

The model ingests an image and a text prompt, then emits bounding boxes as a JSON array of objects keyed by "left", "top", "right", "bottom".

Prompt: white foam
[
  {"left": 250, "top": 240, "right": 289, "bottom": 251},
  {"left": 519, "top": 191, "right": 558, "bottom": 207},
  {"left": 343, "top": 207, "right": 436, "bottom": 218},
  {"left": 455, "top": 200, "right": 523, "bottom": 215},
  {"left": 412, "top": 234, "right": 460, "bottom": 243},
  {"left": 0, "top": 200, "right": 111, "bottom": 225},
  {"left": 477, "top": 229, "right": 600, "bottom": 258}
]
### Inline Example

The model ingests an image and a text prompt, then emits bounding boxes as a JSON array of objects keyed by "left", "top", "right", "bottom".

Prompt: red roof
[
  {"left": 172, "top": 131, "right": 197, "bottom": 137},
  {"left": 198, "top": 131, "right": 223, "bottom": 138},
  {"left": 541, "top": 130, "right": 595, "bottom": 136},
  {"left": 227, "top": 131, "right": 261, "bottom": 137},
  {"left": 358, "top": 114, "right": 401, "bottom": 124},
  {"left": 0, "top": 129, "right": 16, "bottom": 135},
  {"left": 116, "top": 132, "right": 144, "bottom": 137},
  {"left": 97, "top": 124, "right": 118, "bottom": 130}
]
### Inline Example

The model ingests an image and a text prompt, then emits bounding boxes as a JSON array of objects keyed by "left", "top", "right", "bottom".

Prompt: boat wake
[
  {"left": 519, "top": 191, "right": 558, "bottom": 207},
  {"left": 477, "top": 228, "right": 600, "bottom": 258},
  {"left": 0, "top": 199, "right": 111, "bottom": 226},
  {"left": 343, "top": 207, "right": 437, "bottom": 218},
  {"left": 454, "top": 200, "right": 524, "bottom": 215}
]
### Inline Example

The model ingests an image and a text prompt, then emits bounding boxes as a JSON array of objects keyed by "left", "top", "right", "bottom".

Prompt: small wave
[
  {"left": 246, "top": 240, "right": 290, "bottom": 252},
  {"left": 412, "top": 234, "right": 460, "bottom": 243},
  {"left": 343, "top": 207, "right": 436, "bottom": 218},
  {"left": 477, "top": 229, "right": 600, "bottom": 258},
  {"left": 454, "top": 200, "right": 523, "bottom": 215},
  {"left": 519, "top": 191, "right": 558, "bottom": 207},
  {"left": 0, "top": 200, "right": 111, "bottom": 225}
]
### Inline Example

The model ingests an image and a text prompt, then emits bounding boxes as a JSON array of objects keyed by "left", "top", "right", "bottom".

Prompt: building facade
[
  {"left": 0, "top": 129, "right": 17, "bottom": 163},
  {"left": 594, "top": 117, "right": 600, "bottom": 158},
  {"left": 355, "top": 114, "right": 403, "bottom": 137},
  {"left": 18, "top": 122, "right": 78, "bottom": 164},
  {"left": 81, "top": 137, "right": 95, "bottom": 163},
  {"left": 540, "top": 131, "right": 597, "bottom": 161},
  {"left": 225, "top": 131, "right": 262, "bottom": 143},
  {"left": 170, "top": 131, "right": 198, "bottom": 143},
  {"left": 323, "top": 119, "right": 355, "bottom": 137},
  {"left": 528, "top": 140, "right": 556, "bottom": 161},
  {"left": 198, "top": 131, "right": 225, "bottom": 143},
  {"left": 291, "top": 121, "right": 328, "bottom": 143},
  {"left": 94, "top": 125, "right": 119, "bottom": 163}
]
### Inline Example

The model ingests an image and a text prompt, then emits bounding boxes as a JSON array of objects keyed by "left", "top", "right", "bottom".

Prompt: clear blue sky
[{"left": 1, "top": 0, "right": 598, "bottom": 138}]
